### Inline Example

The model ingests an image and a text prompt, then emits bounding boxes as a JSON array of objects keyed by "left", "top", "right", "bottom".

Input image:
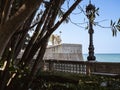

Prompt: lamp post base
[{"left": 87, "top": 56, "right": 96, "bottom": 61}]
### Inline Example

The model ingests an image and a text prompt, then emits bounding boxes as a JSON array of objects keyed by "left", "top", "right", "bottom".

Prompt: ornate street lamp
[{"left": 86, "top": 1, "right": 96, "bottom": 61}]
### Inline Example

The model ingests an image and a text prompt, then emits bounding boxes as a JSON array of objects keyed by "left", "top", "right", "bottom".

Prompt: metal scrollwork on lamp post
[{"left": 86, "top": 1, "right": 96, "bottom": 61}]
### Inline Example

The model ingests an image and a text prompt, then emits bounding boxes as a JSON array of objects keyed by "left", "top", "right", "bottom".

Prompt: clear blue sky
[{"left": 54, "top": 0, "right": 120, "bottom": 54}]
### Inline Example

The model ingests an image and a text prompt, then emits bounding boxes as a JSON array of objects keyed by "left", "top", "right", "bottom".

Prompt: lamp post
[{"left": 86, "top": 1, "right": 96, "bottom": 61}]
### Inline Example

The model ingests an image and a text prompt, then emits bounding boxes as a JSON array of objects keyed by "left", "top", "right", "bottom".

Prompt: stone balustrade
[{"left": 44, "top": 59, "right": 120, "bottom": 76}]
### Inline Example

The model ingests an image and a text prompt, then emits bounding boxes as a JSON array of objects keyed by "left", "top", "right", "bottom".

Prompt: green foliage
[
  {"left": 30, "top": 71, "right": 120, "bottom": 90},
  {"left": 95, "top": 8, "right": 99, "bottom": 16},
  {"left": 111, "top": 18, "right": 120, "bottom": 36}
]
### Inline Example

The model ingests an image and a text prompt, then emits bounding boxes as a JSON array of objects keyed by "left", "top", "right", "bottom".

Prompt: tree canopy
[{"left": 0, "top": 0, "right": 82, "bottom": 90}]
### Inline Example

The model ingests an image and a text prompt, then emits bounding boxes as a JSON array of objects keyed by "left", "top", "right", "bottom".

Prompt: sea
[{"left": 83, "top": 53, "right": 120, "bottom": 62}]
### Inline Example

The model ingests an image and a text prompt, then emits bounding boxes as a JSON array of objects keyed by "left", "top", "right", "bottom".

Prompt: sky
[{"left": 53, "top": 0, "right": 120, "bottom": 54}]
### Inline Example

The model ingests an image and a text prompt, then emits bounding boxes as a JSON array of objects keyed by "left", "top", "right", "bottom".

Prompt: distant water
[{"left": 83, "top": 53, "right": 120, "bottom": 62}]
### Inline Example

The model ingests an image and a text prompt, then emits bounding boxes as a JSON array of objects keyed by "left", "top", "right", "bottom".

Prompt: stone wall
[
  {"left": 44, "top": 43, "right": 83, "bottom": 61},
  {"left": 17, "top": 43, "right": 83, "bottom": 61}
]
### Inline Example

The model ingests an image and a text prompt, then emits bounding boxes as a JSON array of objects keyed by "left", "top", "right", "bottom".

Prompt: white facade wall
[{"left": 44, "top": 43, "right": 83, "bottom": 61}]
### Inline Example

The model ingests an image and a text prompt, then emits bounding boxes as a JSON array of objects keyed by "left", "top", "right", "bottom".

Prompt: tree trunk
[
  {"left": 19, "top": 3, "right": 51, "bottom": 65},
  {"left": 0, "top": 0, "right": 43, "bottom": 58},
  {"left": 20, "top": 0, "right": 82, "bottom": 69},
  {"left": 1, "top": 0, "right": 14, "bottom": 24},
  {"left": 0, "top": 0, "right": 82, "bottom": 89},
  {"left": 13, "top": 10, "right": 36, "bottom": 60}
]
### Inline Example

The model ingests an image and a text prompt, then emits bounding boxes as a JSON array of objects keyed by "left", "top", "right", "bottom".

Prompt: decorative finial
[{"left": 89, "top": 0, "right": 91, "bottom": 4}]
